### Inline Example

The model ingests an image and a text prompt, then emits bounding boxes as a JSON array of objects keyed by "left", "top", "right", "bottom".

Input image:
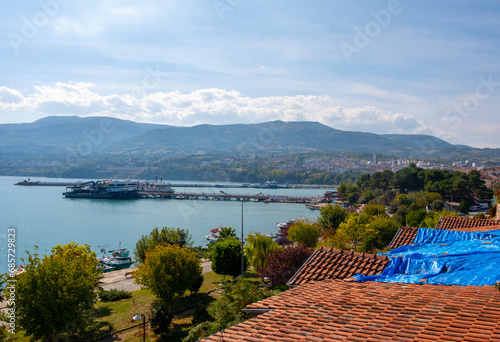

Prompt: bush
[
  {"left": 191, "top": 304, "right": 212, "bottom": 326},
  {"left": 150, "top": 304, "right": 173, "bottom": 335},
  {"left": 211, "top": 238, "right": 247, "bottom": 279},
  {"left": 263, "top": 244, "right": 312, "bottom": 286},
  {"left": 287, "top": 219, "right": 321, "bottom": 248},
  {"left": 458, "top": 201, "right": 470, "bottom": 214},
  {"left": 98, "top": 289, "right": 132, "bottom": 301},
  {"left": 190, "top": 274, "right": 204, "bottom": 294}
]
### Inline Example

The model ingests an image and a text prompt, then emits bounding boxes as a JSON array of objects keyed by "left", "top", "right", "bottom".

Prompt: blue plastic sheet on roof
[{"left": 354, "top": 228, "right": 500, "bottom": 286}]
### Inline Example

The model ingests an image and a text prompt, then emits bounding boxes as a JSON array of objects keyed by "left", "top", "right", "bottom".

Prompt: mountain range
[{"left": 0, "top": 116, "right": 495, "bottom": 162}]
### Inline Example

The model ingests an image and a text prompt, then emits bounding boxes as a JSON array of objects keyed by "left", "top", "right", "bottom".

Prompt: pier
[{"left": 140, "top": 190, "right": 323, "bottom": 204}]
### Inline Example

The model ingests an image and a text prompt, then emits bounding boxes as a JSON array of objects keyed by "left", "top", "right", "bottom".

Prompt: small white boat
[{"left": 206, "top": 228, "right": 220, "bottom": 244}]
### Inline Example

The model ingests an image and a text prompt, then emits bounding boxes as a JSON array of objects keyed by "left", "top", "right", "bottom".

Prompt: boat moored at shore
[{"left": 63, "top": 180, "right": 140, "bottom": 199}]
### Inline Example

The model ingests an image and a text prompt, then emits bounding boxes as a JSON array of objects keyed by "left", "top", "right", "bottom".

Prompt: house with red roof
[{"left": 200, "top": 216, "right": 500, "bottom": 341}]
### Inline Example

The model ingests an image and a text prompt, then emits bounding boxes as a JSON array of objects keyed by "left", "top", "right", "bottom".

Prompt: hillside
[{"left": 0, "top": 115, "right": 491, "bottom": 162}]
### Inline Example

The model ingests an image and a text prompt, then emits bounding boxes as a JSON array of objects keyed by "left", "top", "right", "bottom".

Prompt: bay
[{"left": 0, "top": 176, "right": 325, "bottom": 274}]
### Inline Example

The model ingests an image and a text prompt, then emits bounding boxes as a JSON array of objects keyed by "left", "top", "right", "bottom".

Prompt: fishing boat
[
  {"left": 63, "top": 180, "right": 140, "bottom": 199},
  {"left": 97, "top": 244, "right": 135, "bottom": 270}
]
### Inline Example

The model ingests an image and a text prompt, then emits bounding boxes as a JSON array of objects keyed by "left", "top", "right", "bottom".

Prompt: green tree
[
  {"left": 406, "top": 208, "right": 428, "bottom": 227},
  {"left": 393, "top": 205, "right": 408, "bottom": 226},
  {"left": 211, "top": 238, "right": 247, "bottom": 279},
  {"left": 218, "top": 226, "right": 237, "bottom": 240},
  {"left": 362, "top": 216, "right": 399, "bottom": 252},
  {"left": 458, "top": 201, "right": 470, "bottom": 214},
  {"left": 363, "top": 203, "right": 387, "bottom": 218},
  {"left": 330, "top": 214, "right": 371, "bottom": 251},
  {"left": 245, "top": 233, "right": 282, "bottom": 273},
  {"left": 134, "top": 227, "right": 192, "bottom": 264},
  {"left": 318, "top": 204, "right": 348, "bottom": 234},
  {"left": 134, "top": 244, "right": 202, "bottom": 306},
  {"left": 16, "top": 243, "right": 102, "bottom": 341},
  {"left": 287, "top": 219, "right": 321, "bottom": 248}
]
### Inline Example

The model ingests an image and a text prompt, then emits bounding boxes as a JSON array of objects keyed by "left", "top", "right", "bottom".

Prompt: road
[{"left": 101, "top": 259, "right": 212, "bottom": 292}]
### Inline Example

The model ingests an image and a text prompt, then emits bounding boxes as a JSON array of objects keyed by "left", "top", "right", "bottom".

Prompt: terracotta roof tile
[
  {"left": 435, "top": 216, "right": 500, "bottom": 231},
  {"left": 202, "top": 280, "right": 500, "bottom": 342},
  {"left": 388, "top": 226, "right": 419, "bottom": 249},
  {"left": 389, "top": 217, "right": 500, "bottom": 250},
  {"left": 286, "top": 247, "right": 390, "bottom": 286}
]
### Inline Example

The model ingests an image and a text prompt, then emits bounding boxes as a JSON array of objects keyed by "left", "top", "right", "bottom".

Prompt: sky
[{"left": 0, "top": 0, "right": 499, "bottom": 148}]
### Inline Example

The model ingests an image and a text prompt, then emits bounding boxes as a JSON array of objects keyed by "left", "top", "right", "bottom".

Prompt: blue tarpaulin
[{"left": 354, "top": 228, "right": 500, "bottom": 286}]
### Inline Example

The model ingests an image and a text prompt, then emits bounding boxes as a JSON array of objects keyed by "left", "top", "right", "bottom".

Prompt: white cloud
[
  {"left": 0, "top": 83, "right": 432, "bottom": 136},
  {"left": 0, "top": 87, "right": 24, "bottom": 109}
]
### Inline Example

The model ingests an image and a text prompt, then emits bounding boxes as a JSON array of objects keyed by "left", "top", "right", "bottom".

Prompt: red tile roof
[
  {"left": 202, "top": 280, "right": 500, "bottom": 342},
  {"left": 287, "top": 247, "right": 389, "bottom": 287},
  {"left": 435, "top": 216, "right": 500, "bottom": 231},
  {"left": 389, "top": 216, "right": 500, "bottom": 249},
  {"left": 388, "top": 226, "right": 419, "bottom": 249}
]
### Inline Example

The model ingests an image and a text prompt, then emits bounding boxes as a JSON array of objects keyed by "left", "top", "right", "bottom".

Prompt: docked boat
[
  {"left": 63, "top": 180, "right": 140, "bottom": 199},
  {"left": 206, "top": 228, "right": 220, "bottom": 245},
  {"left": 97, "top": 245, "right": 135, "bottom": 270}
]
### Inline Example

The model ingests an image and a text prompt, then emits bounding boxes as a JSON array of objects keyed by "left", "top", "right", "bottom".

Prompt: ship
[
  {"left": 63, "top": 180, "right": 140, "bottom": 199},
  {"left": 97, "top": 244, "right": 135, "bottom": 271}
]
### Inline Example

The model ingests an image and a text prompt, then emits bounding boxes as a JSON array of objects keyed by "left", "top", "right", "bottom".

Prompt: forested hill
[{"left": 0, "top": 116, "right": 483, "bottom": 161}]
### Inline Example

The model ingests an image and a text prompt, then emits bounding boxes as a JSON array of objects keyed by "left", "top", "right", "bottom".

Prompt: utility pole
[{"left": 241, "top": 198, "right": 244, "bottom": 281}]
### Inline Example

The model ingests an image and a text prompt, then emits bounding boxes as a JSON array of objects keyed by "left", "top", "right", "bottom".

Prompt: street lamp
[
  {"left": 240, "top": 198, "right": 244, "bottom": 280},
  {"left": 133, "top": 313, "right": 146, "bottom": 342}
]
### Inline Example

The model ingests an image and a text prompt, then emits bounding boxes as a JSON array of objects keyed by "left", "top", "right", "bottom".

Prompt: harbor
[
  {"left": 16, "top": 178, "right": 337, "bottom": 204},
  {"left": 1, "top": 175, "right": 325, "bottom": 276}
]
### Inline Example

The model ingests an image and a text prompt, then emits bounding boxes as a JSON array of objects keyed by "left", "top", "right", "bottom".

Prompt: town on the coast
[
  {"left": 3, "top": 158, "right": 500, "bottom": 341},
  {"left": 3, "top": 2, "right": 500, "bottom": 341}
]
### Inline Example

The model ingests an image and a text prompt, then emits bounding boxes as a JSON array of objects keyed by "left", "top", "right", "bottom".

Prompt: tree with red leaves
[{"left": 262, "top": 244, "right": 312, "bottom": 286}]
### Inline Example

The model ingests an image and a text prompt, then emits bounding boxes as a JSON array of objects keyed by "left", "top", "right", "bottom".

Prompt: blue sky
[{"left": 1, "top": 0, "right": 499, "bottom": 148}]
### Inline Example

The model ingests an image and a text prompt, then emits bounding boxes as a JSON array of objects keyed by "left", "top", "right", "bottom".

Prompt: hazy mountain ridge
[{"left": 0, "top": 116, "right": 491, "bottom": 162}]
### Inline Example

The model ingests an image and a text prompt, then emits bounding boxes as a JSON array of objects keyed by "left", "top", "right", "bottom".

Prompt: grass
[{"left": 6, "top": 270, "right": 269, "bottom": 342}]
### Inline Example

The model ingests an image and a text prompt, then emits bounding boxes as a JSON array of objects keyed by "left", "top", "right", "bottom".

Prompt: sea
[{"left": 0, "top": 176, "right": 326, "bottom": 274}]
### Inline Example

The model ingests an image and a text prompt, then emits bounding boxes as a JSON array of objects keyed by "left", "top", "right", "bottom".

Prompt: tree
[
  {"left": 183, "top": 280, "right": 273, "bottom": 342},
  {"left": 263, "top": 244, "right": 313, "bottom": 286},
  {"left": 134, "top": 227, "right": 192, "bottom": 264},
  {"left": 287, "top": 219, "right": 321, "bottom": 248},
  {"left": 15, "top": 243, "right": 102, "bottom": 341},
  {"left": 363, "top": 204, "right": 387, "bottom": 218},
  {"left": 245, "top": 233, "right": 282, "bottom": 273},
  {"left": 363, "top": 216, "right": 399, "bottom": 252},
  {"left": 211, "top": 238, "right": 247, "bottom": 279},
  {"left": 406, "top": 208, "right": 428, "bottom": 227},
  {"left": 218, "top": 226, "right": 237, "bottom": 240},
  {"left": 458, "top": 201, "right": 470, "bottom": 215},
  {"left": 318, "top": 204, "right": 348, "bottom": 234},
  {"left": 134, "top": 244, "right": 202, "bottom": 305},
  {"left": 329, "top": 214, "right": 372, "bottom": 251}
]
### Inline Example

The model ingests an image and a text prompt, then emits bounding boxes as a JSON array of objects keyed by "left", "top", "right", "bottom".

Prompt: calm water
[{"left": 0, "top": 176, "right": 324, "bottom": 274}]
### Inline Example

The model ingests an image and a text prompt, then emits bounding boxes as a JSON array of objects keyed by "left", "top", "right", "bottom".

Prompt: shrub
[
  {"left": 263, "top": 244, "right": 312, "bottom": 286},
  {"left": 191, "top": 304, "right": 212, "bottom": 326},
  {"left": 149, "top": 304, "right": 173, "bottom": 335},
  {"left": 190, "top": 274, "right": 204, "bottom": 294},
  {"left": 99, "top": 288, "right": 132, "bottom": 301}
]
